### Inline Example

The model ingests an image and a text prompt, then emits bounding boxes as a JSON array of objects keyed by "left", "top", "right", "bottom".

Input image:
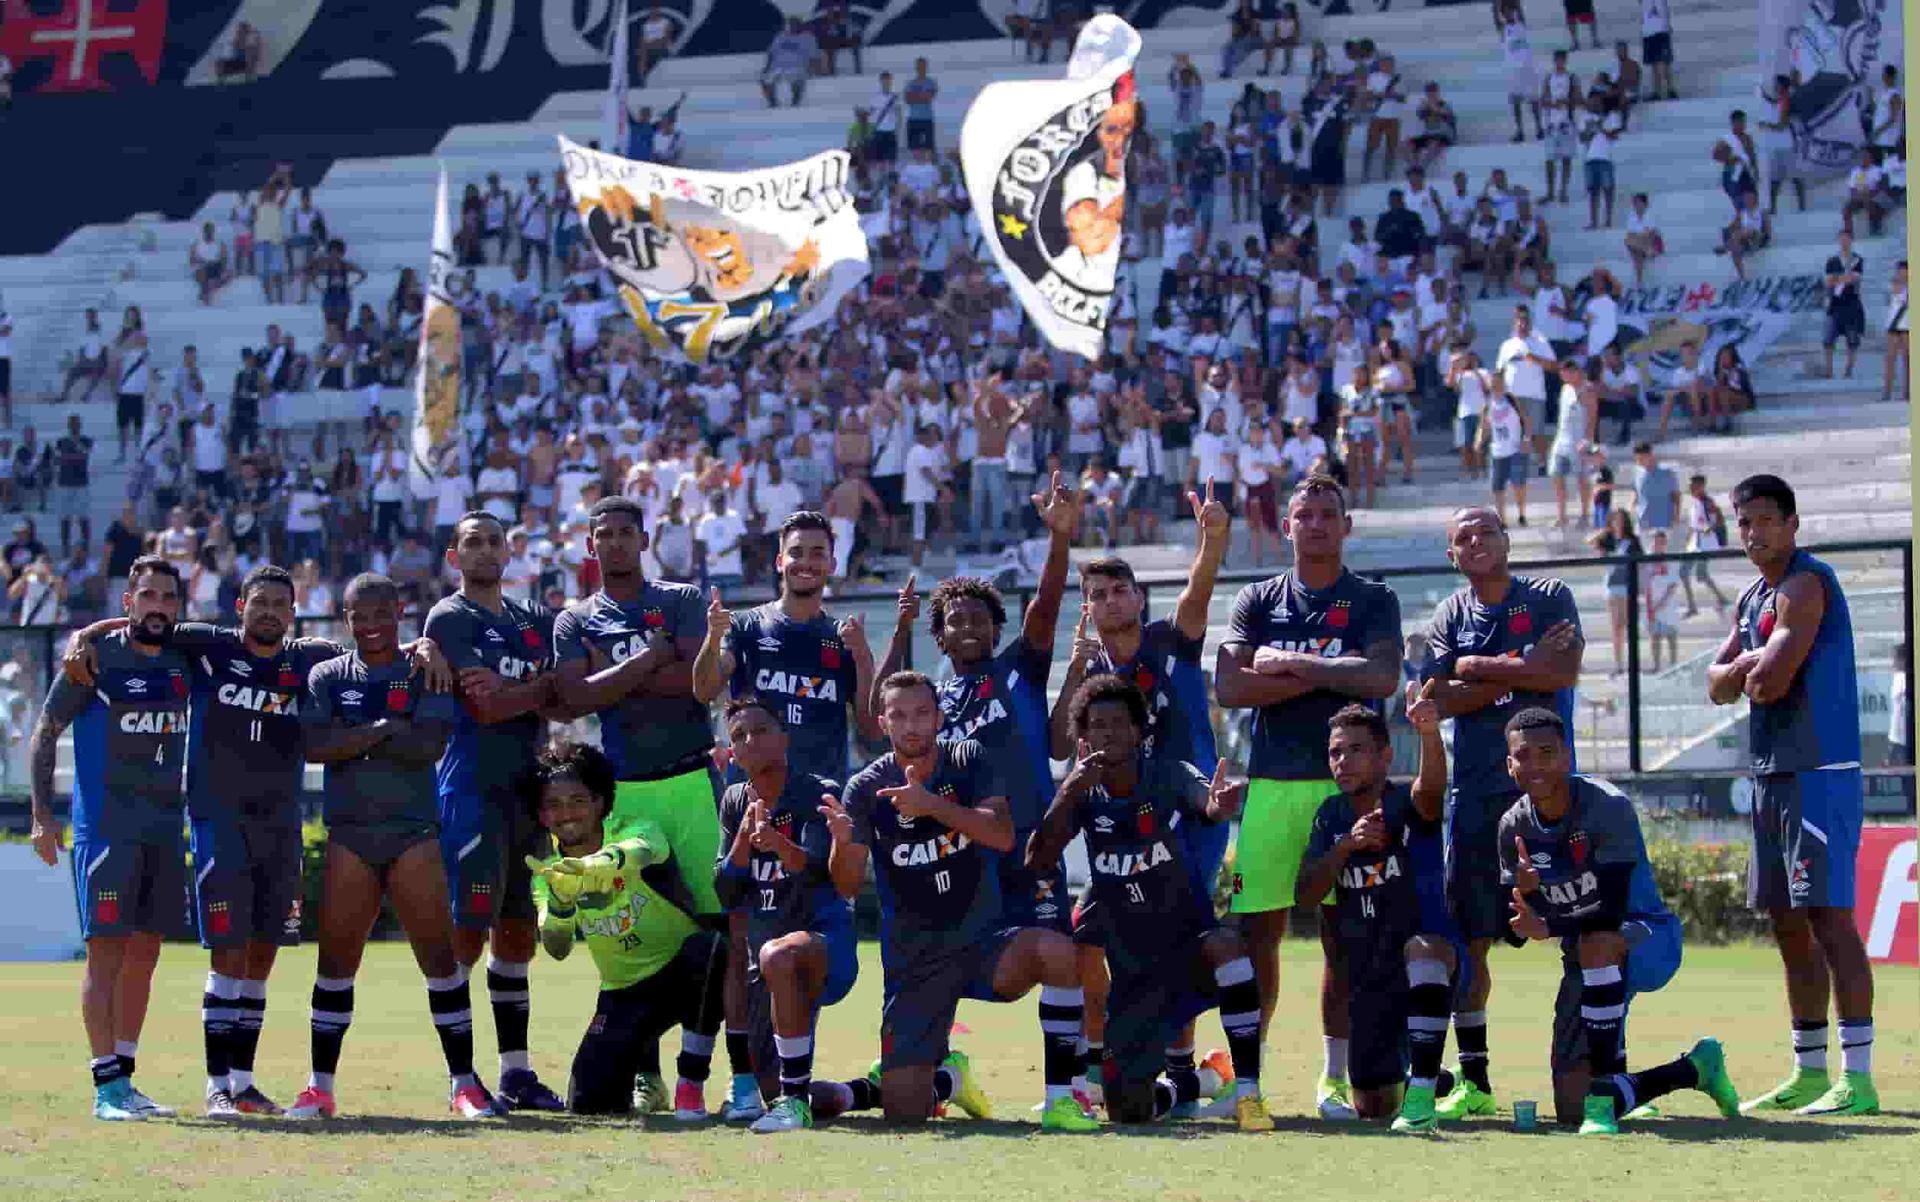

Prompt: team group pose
[{"left": 27, "top": 472, "right": 1881, "bottom": 1130}]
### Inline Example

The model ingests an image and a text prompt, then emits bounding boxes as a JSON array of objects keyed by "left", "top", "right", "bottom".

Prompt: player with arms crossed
[
  {"left": 1418, "top": 504, "right": 1582, "bottom": 1120},
  {"left": 1708, "top": 474, "right": 1878, "bottom": 1116},
  {"left": 1497, "top": 707, "right": 1741, "bottom": 1133},
  {"left": 1046, "top": 479, "right": 1232, "bottom": 1108},
  {"left": 876, "top": 471, "right": 1081, "bottom": 929},
  {"left": 837, "top": 671, "right": 1096, "bottom": 1130},
  {"left": 61, "top": 564, "right": 447, "bottom": 1117},
  {"left": 30, "top": 556, "right": 192, "bottom": 1121},
  {"left": 426, "top": 511, "right": 572, "bottom": 1111},
  {"left": 1296, "top": 688, "right": 1456, "bottom": 1130},
  {"left": 1214, "top": 474, "right": 1402, "bottom": 1119},
  {"left": 694, "top": 510, "right": 879, "bottom": 1119},
  {"left": 552, "top": 496, "right": 728, "bottom": 1116},
  {"left": 1028, "top": 675, "right": 1271, "bottom": 1132},
  {"left": 713, "top": 695, "right": 862, "bottom": 1132},
  {"left": 524, "top": 740, "right": 726, "bottom": 1116},
  {"left": 288, "top": 574, "right": 487, "bottom": 1119}
]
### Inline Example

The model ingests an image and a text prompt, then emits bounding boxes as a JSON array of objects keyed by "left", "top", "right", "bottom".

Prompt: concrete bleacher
[{"left": 0, "top": 0, "right": 1906, "bottom": 788}]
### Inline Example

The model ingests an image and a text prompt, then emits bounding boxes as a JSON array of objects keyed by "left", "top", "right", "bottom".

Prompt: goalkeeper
[{"left": 524, "top": 740, "right": 727, "bottom": 1116}]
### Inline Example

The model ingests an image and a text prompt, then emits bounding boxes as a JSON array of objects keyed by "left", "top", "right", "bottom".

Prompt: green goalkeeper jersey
[{"left": 532, "top": 820, "right": 702, "bottom": 991}]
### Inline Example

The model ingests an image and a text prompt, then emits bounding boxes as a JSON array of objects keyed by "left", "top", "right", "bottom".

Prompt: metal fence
[{"left": 0, "top": 538, "right": 1910, "bottom": 824}]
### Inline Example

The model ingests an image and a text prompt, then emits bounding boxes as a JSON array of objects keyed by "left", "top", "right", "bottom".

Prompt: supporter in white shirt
[
  {"left": 696, "top": 493, "right": 747, "bottom": 585},
  {"left": 1278, "top": 419, "right": 1326, "bottom": 481},
  {"left": 1584, "top": 269, "right": 1621, "bottom": 357},
  {"left": 432, "top": 463, "right": 471, "bottom": 533},
  {"left": 1495, "top": 307, "right": 1555, "bottom": 460},
  {"left": 474, "top": 454, "right": 520, "bottom": 524}
]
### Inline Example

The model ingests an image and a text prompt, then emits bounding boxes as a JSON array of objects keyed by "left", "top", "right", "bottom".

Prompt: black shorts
[
  {"left": 997, "top": 832, "right": 1070, "bottom": 932},
  {"left": 1548, "top": 915, "right": 1682, "bottom": 1071},
  {"left": 870, "top": 130, "right": 899, "bottom": 163},
  {"left": 746, "top": 922, "right": 859, "bottom": 1082},
  {"left": 1102, "top": 925, "right": 1219, "bottom": 1087},
  {"left": 116, "top": 393, "right": 145, "bottom": 433},
  {"left": 71, "top": 831, "right": 186, "bottom": 939},
  {"left": 1824, "top": 307, "right": 1865, "bottom": 349},
  {"left": 906, "top": 118, "right": 935, "bottom": 151},
  {"left": 1348, "top": 968, "right": 1411, "bottom": 1090},
  {"left": 0, "top": 357, "right": 11, "bottom": 396},
  {"left": 189, "top": 816, "right": 302, "bottom": 949},
  {"left": 328, "top": 822, "right": 439, "bottom": 873},
  {"left": 1641, "top": 32, "right": 1672, "bottom": 65},
  {"left": 880, "top": 927, "right": 1019, "bottom": 1070},
  {"left": 568, "top": 929, "right": 728, "bottom": 1114},
  {"left": 1444, "top": 788, "right": 1520, "bottom": 941},
  {"left": 872, "top": 472, "right": 904, "bottom": 513},
  {"left": 440, "top": 784, "right": 544, "bottom": 931}
]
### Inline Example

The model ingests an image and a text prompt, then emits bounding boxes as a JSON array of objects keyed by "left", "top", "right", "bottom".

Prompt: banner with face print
[
  {"left": 960, "top": 14, "right": 1142, "bottom": 360},
  {"left": 1758, "top": 0, "right": 1889, "bottom": 176},
  {"left": 558, "top": 136, "right": 868, "bottom": 364}
]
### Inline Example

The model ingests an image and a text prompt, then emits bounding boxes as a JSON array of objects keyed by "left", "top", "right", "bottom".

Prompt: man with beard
[
  {"left": 60, "top": 565, "right": 445, "bottom": 1118},
  {"left": 1215, "top": 474, "right": 1403, "bottom": 1121},
  {"left": 31, "top": 557, "right": 193, "bottom": 1121},
  {"left": 287, "top": 575, "right": 481, "bottom": 1120},
  {"left": 425, "top": 512, "right": 572, "bottom": 1111},
  {"left": 693, "top": 510, "right": 879, "bottom": 1120},
  {"left": 1418, "top": 504, "right": 1582, "bottom": 1121},
  {"left": 552, "top": 496, "right": 727, "bottom": 1117}
]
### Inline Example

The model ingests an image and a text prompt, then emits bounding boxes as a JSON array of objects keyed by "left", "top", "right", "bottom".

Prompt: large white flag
[
  {"left": 559, "top": 135, "right": 869, "bottom": 364},
  {"left": 411, "top": 168, "right": 459, "bottom": 493},
  {"left": 1757, "top": 0, "right": 1889, "bottom": 177},
  {"left": 961, "top": 14, "right": 1142, "bottom": 360},
  {"left": 603, "top": 0, "right": 630, "bottom": 155}
]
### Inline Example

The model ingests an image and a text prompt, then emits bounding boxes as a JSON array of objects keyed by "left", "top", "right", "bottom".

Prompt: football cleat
[
  {"left": 450, "top": 1082, "right": 502, "bottom": 1119},
  {"left": 204, "top": 1088, "right": 241, "bottom": 1120},
  {"left": 1392, "top": 1083, "right": 1439, "bottom": 1133},
  {"left": 122, "top": 1084, "right": 176, "bottom": 1118},
  {"left": 1687, "top": 1038, "right": 1741, "bottom": 1118},
  {"left": 1578, "top": 1093, "right": 1619, "bottom": 1136},
  {"left": 498, "top": 1068, "right": 566, "bottom": 1113},
  {"left": 1796, "top": 1072, "right": 1880, "bottom": 1117},
  {"left": 631, "top": 1073, "right": 669, "bottom": 1116},
  {"left": 672, "top": 1078, "right": 708, "bottom": 1122},
  {"left": 721, "top": 1073, "right": 766, "bottom": 1123},
  {"left": 285, "top": 1086, "right": 337, "bottom": 1120},
  {"left": 1740, "top": 1068, "right": 1830, "bottom": 1114},
  {"left": 1040, "top": 1094, "right": 1100, "bottom": 1132},
  {"left": 749, "top": 1095, "right": 813, "bottom": 1133},
  {"left": 942, "top": 1050, "right": 991, "bottom": 1120},
  {"left": 1315, "top": 1074, "right": 1358, "bottom": 1121},
  {"left": 1233, "top": 1094, "right": 1275, "bottom": 1133},
  {"left": 1434, "top": 1078, "right": 1496, "bottom": 1121},
  {"left": 230, "top": 1085, "right": 284, "bottom": 1116},
  {"left": 92, "top": 1080, "right": 147, "bottom": 1122}
]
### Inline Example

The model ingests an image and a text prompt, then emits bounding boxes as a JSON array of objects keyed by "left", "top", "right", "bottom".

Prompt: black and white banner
[
  {"left": 961, "top": 14, "right": 1142, "bottom": 359},
  {"left": 1758, "top": 0, "right": 1890, "bottom": 176},
  {"left": 1606, "top": 274, "right": 1827, "bottom": 372}
]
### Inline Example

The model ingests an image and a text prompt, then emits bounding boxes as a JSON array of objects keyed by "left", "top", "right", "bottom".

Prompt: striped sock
[
  {"left": 114, "top": 1039, "right": 138, "bottom": 1080},
  {"left": 1164, "top": 1046, "right": 1200, "bottom": 1106},
  {"left": 1579, "top": 965, "right": 1627, "bottom": 1080},
  {"left": 1839, "top": 1018, "right": 1873, "bottom": 1075},
  {"left": 678, "top": 1031, "right": 715, "bottom": 1084},
  {"left": 1792, "top": 1019, "right": 1829, "bottom": 1071},
  {"left": 1454, "top": 1010, "right": 1490, "bottom": 1091},
  {"left": 426, "top": 969, "right": 476, "bottom": 1084},
  {"left": 228, "top": 980, "right": 267, "bottom": 1093},
  {"left": 202, "top": 971, "right": 243, "bottom": 1091},
  {"left": 310, "top": 976, "right": 355, "bottom": 1085},
  {"left": 487, "top": 957, "right": 531, "bottom": 1076},
  {"left": 1406, "top": 958, "right": 1453, "bottom": 1089},
  {"left": 1039, "top": 986, "right": 1084, "bottom": 1100},
  {"left": 1216, "top": 956, "right": 1261, "bottom": 1092},
  {"left": 774, "top": 1034, "right": 814, "bottom": 1100}
]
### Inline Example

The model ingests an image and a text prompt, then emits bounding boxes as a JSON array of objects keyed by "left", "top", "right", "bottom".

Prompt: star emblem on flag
[{"left": 998, "top": 213, "right": 1028, "bottom": 239}]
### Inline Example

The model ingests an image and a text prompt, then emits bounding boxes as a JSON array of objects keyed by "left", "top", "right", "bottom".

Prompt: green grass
[{"left": 1, "top": 941, "right": 1914, "bottom": 1202}]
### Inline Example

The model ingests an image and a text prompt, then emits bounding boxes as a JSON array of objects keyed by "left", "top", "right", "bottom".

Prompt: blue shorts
[
  {"left": 189, "top": 817, "right": 302, "bottom": 949},
  {"left": 439, "top": 782, "right": 544, "bottom": 930},
  {"left": 998, "top": 829, "right": 1070, "bottom": 932},
  {"left": 1551, "top": 913, "right": 1684, "bottom": 1071},
  {"left": 72, "top": 833, "right": 186, "bottom": 940},
  {"left": 1444, "top": 788, "right": 1521, "bottom": 941},
  {"left": 1748, "top": 767, "right": 1863, "bottom": 910},
  {"left": 1584, "top": 159, "right": 1616, "bottom": 193},
  {"left": 1490, "top": 453, "right": 1531, "bottom": 493},
  {"left": 880, "top": 926, "right": 1019, "bottom": 1070},
  {"left": 746, "top": 922, "right": 857, "bottom": 1074}
]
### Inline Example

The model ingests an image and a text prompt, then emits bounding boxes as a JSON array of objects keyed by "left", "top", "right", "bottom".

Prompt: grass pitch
[{"left": 0, "top": 941, "right": 1913, "bottom": 1202}]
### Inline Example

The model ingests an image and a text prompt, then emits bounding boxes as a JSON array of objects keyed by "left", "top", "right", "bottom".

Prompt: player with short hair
[
  {"left": 713, "top": 695, "right": 861, "bottom": 1133},
  {"left": 1045, "top": 479, "right": 1232, "bottom": 1108},
  {"left": 1027, "top": 674, "right": 1271, "bottom": 1132},
  {"left": 524, "top": 739, "right": 726, "bottom": 1116},
  {"left": 287, "top": 574, "right": 488, "bottom": 1120},
  {"left": 693, "top": 509, "right": 879, "bottom": 1120},
  {"left": 426, "top": 511, "right": 570, "bottom": 1111},
  {"left": 875, "top": 471, "right": 1081, "bottom": 931},
  {"left": 1709, "top": 474, "right": 1878, "bottom": 1116},
  {"left": 30, "top": 556, "right": 192, "bottom": 1121},
  {"left": 1214, "top": 474, "right": 1403, "bottom": 1119},
  {"left": 553, "top": 495, "right": 729, "bottom": 1116},
  {"left": 1496, "top": 707, "right": 1741, "bottom": 1133},
  {"left": 1295, "top": 692, "right": 1456, "bottom": 1130},
  {"left": 837, "top": 671, "right": 1096, "bottom": 1130},
  {"left": 1417, "top": 503, "right": 1582, "bottom": 1120}
]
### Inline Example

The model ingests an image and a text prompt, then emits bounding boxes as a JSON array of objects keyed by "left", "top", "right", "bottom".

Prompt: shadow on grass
[{"left": 179, "top": 1113, "right": 641, "bottom": 1137}]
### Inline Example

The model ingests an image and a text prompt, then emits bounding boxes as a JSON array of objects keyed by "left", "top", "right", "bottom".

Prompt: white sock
[
  {"left": 229, "top": 1069, "right": 253, "bottom": 1093},
  {"left": 309, "top": 1071, "right": 336, "bottom": 1092},
  {"left": 114, "top": 1039, "right": 139, "bottom": 1060},
  {"left": 1235, "top": 1079, "right": 1258, "bottom": 1099},
  {"left": 1792, "top": 1021, "right": 1829, "bottom": 1071},
  {"left": 1046, "top": 1083, "right": 1073, "bottom": 1103},
  {"left": 1322, "top": 1036, "right": 1349, "bottom": 1080},
  {"left": 499, "top": 1050, "right": 531, "bottom": 1074},
  {"left": 1839, "top": 1019, "right": 1873, "bottom": 1075}
]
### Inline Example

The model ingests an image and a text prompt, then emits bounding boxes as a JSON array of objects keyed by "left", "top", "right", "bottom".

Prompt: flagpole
[{"left": 603, "top": 0, "right": 631, "bottom": 154}]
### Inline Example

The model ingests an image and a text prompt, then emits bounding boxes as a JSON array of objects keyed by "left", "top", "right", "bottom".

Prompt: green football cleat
[
  {"left": 632, "top": 1073, "right": 669, "bottom": 1115},
  {"left": 1434, "top": 1078, "right": 1496, "bottom": 1121},
  {"left": 1041, "top": 1094, "right": 1100, "bottom": 1131},
  {"left": 1740, "top": 1068, "right": 1830, "bottom": 1113},
  {"left": 1315, "top": 1074, "right": 1358, "bottom": 1121},
  {"left": 1578, "top": 1093, "right": 1620, "bottom": 1135},
  {"left": 1796, "top": 1072, "right": 1880, "bottom": 1117},
  {"left": 1687, "top": 1038, "right": 1742, "bottom": 1118},
  {"left": 1391, "top": 1083, "right": 1438, "bottom": 1133},
  {"left": 749, "top": 1095, "right": 813, "bottom": 1133},
  {"left": 865, "top": 1058, "right": 883, "bottom": 1088},
  {"left": 942, "top": 1050, "right": 991, "bottom": 1120},
  {"left": 1619, "top": 1102, "right": 1662, "bottom": 1121}
]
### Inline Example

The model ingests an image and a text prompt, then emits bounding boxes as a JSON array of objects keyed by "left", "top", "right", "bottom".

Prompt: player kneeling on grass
[
  {"left": 713, "top": 696, "right": 865, "bottom": 1134},
  {"left": 1028, "top": 675, "right": 1272, "bottom": 1132},
  {"left": 289, "top": 574, "right": 487, "bottom": 1120},
  {"left": 1296, "top": 688, "right": 1464, "bottom": 1131},
  {"left": 526, "top": 740, "right": 725, "bottom": 1116},
  {"left": 838, "top": 671, "right": 1096, "bottom": 1130},
  {"left": 1496, "top": 707, "right": 1742, "bottom": 1134}
]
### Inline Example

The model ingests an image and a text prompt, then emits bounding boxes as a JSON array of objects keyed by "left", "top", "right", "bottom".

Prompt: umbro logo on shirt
[
  {"left": 1530, "top": 852, "right": 1554, "bottom": 867},
  {"left": 229, "top": 661, "right": 251, "bottom": 677},
  {"left": 758, "top": 636, "right": 783, "bottom": 653},
  {"left": 484, "top": 629, "right": 504, "bottom": 643},
  {"left": 342, "top": 690, "right": 364, "bottom": 704},
  {"left": 1093, "top": 815, "right": 1114, "bottom": 833},
  {"left": 125, "top": 678, "right": 147, "bottom": 694}
]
